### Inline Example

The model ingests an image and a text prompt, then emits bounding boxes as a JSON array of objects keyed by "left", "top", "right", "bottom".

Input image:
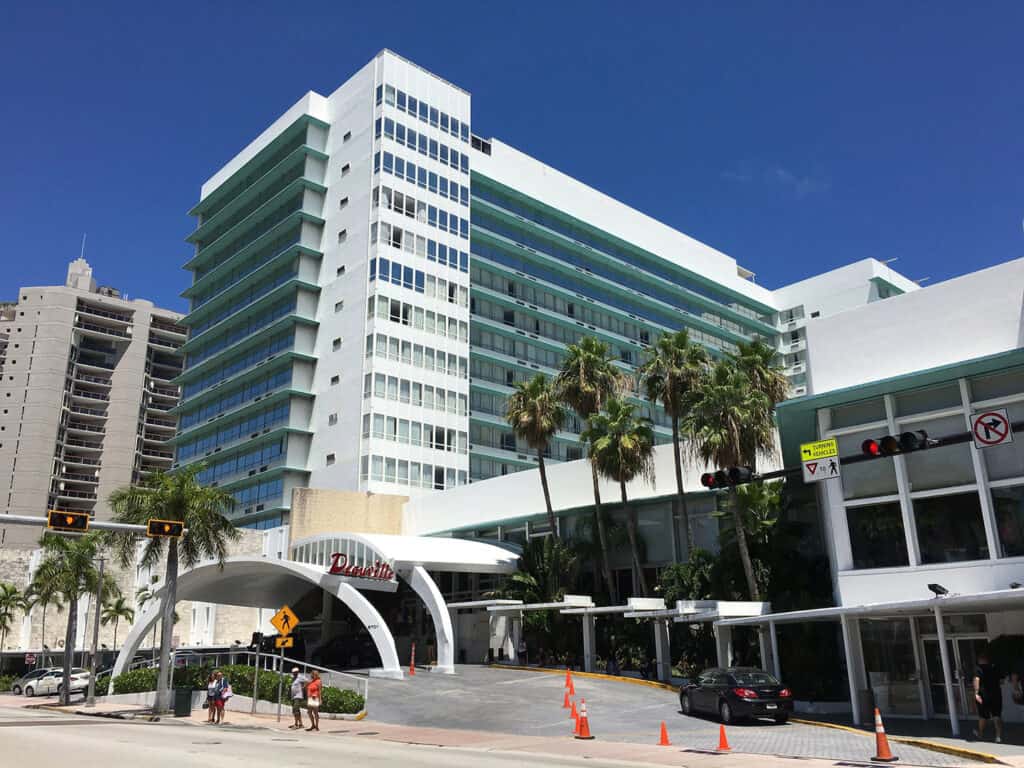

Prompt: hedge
[
  {"left": 108, "top": 663, "right": 364, "bottom": 714},
  {"left": 0, "top": 675, "right": 14, "bottom": 692}
]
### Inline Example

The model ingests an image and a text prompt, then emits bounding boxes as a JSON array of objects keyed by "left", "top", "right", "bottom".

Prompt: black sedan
[{"left": 679, "top": 667, "right": 793, "bottom": 724}]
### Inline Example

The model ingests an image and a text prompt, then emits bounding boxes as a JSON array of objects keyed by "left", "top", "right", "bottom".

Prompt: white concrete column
[
  {"left": 405, "top": 566, "right": 455, "bottom": 674},
  {"left": 509, "top": 613, "right": 522, "bottom": 665},
  {"left": 111, "top": 602, "right": 162, "bottom": 687},
  {"left": 714, "top": 624, "right": 733, "bottom": 668},
  {"left": 654, "top": 620, "right": 672, "bottom": 682},
  {"left": 758, "top": 626, "right": 771, "bottom": 673},
  {"left": 840, "top": 615, "right": 862, "bottom": 727},
  {"left": 769, "top": 621, "right": 781, "bottom": 679},
  {"left": 934, "top": 606, "right": 960, "bottom": 737},
  {"left": 582, "top": 614, "right": 596, "bottom": 673}
]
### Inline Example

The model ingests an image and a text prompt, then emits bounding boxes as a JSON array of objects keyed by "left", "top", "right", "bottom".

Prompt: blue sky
[{"left": 2, "top": 1, "right": 1021, "bottom": 313}]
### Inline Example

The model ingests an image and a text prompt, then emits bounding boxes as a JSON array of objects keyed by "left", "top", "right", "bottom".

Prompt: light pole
[{"left": 85, "top": 556, "right": 105, "bottom": 707}]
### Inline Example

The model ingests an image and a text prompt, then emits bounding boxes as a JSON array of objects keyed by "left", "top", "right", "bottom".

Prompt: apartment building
[
  {"left": 0, "top": 258, "right": 185, "bottom": 546},
  {"left": 176, "top": 49, "right": 917, "bottom": 528}
]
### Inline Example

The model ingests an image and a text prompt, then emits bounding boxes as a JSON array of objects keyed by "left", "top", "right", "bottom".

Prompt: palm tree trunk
[
  {"left": 61, "top": 596, "right": 78, "bottom": 706},
  {"left": 591, "top": 463, "right": 617, "bottom": 603},
  {"left": 156, "top": 539, "right": 179, "bottom": 713},
  {"left": 671, "top": 414, "right": 694, "bottom": 555},
  {"left": 620, "top": 481, "right": 649, "bottom": 597},
  {"left": 537, "top": 450, "right": 559, "bottom": 540},
  {"left": 730, "top": 487, "right": 760, "bottom": 601}
]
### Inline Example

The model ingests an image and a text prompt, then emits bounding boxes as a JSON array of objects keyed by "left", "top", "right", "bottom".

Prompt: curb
[
  {"left": 489, "top": 664, "right": 680, "bottom": 693},
  {"left": 787, "top": 718, "right": 1007, "bottom": 765}
]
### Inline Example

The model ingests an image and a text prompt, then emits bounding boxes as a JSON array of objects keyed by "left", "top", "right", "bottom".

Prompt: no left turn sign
[{"left": 971, "top": 408, "right": 1013, "bottom": 448}]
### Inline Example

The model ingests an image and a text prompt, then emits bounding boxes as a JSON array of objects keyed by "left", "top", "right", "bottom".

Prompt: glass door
[{"left": 922, "top": 636, "right": 988, "bottom": 717}]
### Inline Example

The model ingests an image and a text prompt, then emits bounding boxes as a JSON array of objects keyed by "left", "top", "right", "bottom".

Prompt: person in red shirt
[{"left": 305, "top": 671, "right": 322, "bottom": 732}]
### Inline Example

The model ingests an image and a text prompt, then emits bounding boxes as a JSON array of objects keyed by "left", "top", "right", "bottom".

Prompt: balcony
[
  {"left": 66, "top": 421, "right": 105, "bottom": 434},
  {"left": 145, "top": 416, "right": 177, "bottom": 429},
  {"left": 150, "top": 318, "right": 187, "bottom": 338},
  {"left": 146, "top": 400, "right": 174, "bottom": 413},
  {"left": 74, "top": 373, "right": 112, "bottom": 388},
  {"left": 76, "top": 303, "right": 133, "bottom": 325},
  {"left": 60, "top": 472, "right": 99, "bottom": 485},
  {"left": 76, "top": 357, "right": 115, "bottom": 372},
  {"left": 75, "top": 319, "right": 132, "bottom": 340},
  {"left": 64, "top": 437, "right": 103, "bottom": 451},
  {"left": 71, "top": 388, "right": 110, "bottom": 402},
  {"left": 54, "top": 488, "right": 98, "bottom": 501},
  {"left": 63, "top": 453, "right": 101, "bottom": 467},
  {"left": 148, "top": 332, "right": 183, "bottom": 351},
  {"left": 68, "top": 405, "right": 107, "bottom": 419},
  {"left": 141, "top": 448, "right": 173, "bottom": 459}
]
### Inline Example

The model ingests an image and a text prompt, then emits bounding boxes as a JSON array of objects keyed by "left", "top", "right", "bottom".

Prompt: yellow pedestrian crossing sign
[{"left": 270, "top": 605, "right": 299, "bottom": 637}]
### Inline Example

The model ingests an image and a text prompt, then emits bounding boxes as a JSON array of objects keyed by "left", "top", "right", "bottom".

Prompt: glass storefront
[{"left": 860, "top": 619, "right": 923, "bottom": 716}]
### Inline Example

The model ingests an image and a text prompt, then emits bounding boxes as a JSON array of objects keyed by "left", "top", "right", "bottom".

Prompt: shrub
[
  {"left": 320, "top": 686, "right": 364, "bottom": 714},
  {"left": 0, "top": 675, "right": 14, "bottom": 692},
  {"left": 112, "top": 668, "right": 159, "bottom": 694},
  {"left": 95, "top": 675, "right": 111, "bottom": 694}
]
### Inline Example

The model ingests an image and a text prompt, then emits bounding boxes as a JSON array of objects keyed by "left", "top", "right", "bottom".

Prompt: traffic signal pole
[{"left": 0, "top": 514, "right": 184, "bottom": 535}]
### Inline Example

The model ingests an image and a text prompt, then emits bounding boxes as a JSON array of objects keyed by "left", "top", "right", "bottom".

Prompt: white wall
[
  {"left": 404, "top": 440, "right": 783, "bottom": 535},
  {"left": 771, "top": 258, "right": 919, "bottom": 317},
  {"left": 805, "top": 258, "right": 1024, "bottom": 396}
]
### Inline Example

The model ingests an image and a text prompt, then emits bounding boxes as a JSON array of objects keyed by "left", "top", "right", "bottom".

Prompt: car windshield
[{"left": 731, "top": 671, "right": 779, "bottom": 686}]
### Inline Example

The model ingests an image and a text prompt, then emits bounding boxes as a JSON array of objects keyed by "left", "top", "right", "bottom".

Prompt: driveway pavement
[{"left": 364, "top": 666, "right": 983, "bottom": 766}]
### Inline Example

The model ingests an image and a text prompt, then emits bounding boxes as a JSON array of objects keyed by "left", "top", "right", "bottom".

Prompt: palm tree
[
  {"left": 685, "top": 359, "right": 776, "bottom": 601},
  {"left": 506, "top": 374, "right": 566, "bottom": 538},
  {"left": 33, "top": 533, "right": 107, "bottom": 704},
  {"left": 25, "top": 580, "right": 63, "bottom": 667},
  {"left": 0, "top": 583, "right": 29, "bottom": 672},
  {"left": 101, "top": 596, "right": 135, "bottom": 653},
  {"left": 734, "top": 340, "right": 789, "bottom": 407},
  {"left": 556, "top": 337, "right": 621, "bottom": 601},
  {"left": 107, "top": 466, "right": 238, "bottom": 713},
  {"left": 582, "top": 398, "right": 657, "bottom": 597},
  {"left": 639, "top": 330, "right": 708, "bottom": 554}
]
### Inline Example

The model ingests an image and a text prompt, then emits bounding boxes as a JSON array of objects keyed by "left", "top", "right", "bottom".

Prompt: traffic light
[
  {"left": 47, "top": 510, "right": 90, "bottom": 533},
  {"left": 146, "top": 518, "right": 184, "bottom": 538},
  {"left": 700, "top": 467, "right": 755, "bottom": 488},
  {"left": 861, "top": 430, "right": 930, "bottom": 458}
]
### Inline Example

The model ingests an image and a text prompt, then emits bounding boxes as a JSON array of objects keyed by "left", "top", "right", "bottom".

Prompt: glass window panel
[
  {"left": 860, "top": 619, "right": 923, "bottom": 716},
  {"left": 971, "top": 367, "right": 1024, "bottom": 402},
  {"left": 914, "top": 492, "right": 988, "bottom": 564},
  {"left": 847, "top": 501, "right": 909, "bottom": 569},
  {"left": 837, "top": 429, "right": 898, "bottom": 499},
  {"left": 831, "top": 398, "right": 886, "bottom": 429},
  {"left": 993, "top": 484, "right": 1024, "bottom": 558},
  {"left": 902, "top": 415, "right": 977, "bottom": 491},
  {"left": 894, "top": 383, "right": 962, "bottom": 417}
]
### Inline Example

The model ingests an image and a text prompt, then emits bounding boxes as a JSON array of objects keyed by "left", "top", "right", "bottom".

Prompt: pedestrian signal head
[{"left": 700, "top": 472, "right": 718, "bottom": 489}]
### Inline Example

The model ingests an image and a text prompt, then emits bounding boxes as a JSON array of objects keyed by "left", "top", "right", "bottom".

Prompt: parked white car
[{"left": 23, "top": 668, "right": 90, "bottom": 697}]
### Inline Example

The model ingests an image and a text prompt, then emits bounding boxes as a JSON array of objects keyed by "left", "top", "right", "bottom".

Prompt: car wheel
[
  {"left": 774, "top": 714, "right": 789, "bottom": 725},
  {"left": 680, "top": 691, "right": 692, "bottom": 715},
  {"left": 719, "top": 700, "right": 733, "bottom": 725},
  {"left": 24, "top": 686, "right": 34, "bottom": 698},
  {"left": 57, "top": 684, "right": 63, "bottom": 697},
  {"left": 12, "top": 685, "right": 21, "bottom": 696}
]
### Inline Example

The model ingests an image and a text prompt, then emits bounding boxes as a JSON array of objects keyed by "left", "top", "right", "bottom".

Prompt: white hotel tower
[{"left": 175, "top": 50, "right": 916, "bottom": 529}]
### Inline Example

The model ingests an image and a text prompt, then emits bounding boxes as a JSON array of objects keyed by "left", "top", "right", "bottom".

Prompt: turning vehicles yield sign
[
  {"left": 971, "top": 409, "right": 1013, "bottom": 448},
  {"left": 800, "top": 438, "right": 841, "bottom": 484}
]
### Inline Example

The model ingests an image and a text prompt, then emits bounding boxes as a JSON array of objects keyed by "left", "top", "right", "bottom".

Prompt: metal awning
[
  {"left": 291, "top": 532, "right": 521, "bottom": 574},
  {"left": 489, "top": 594, "right": 593, "bottom": 613}
]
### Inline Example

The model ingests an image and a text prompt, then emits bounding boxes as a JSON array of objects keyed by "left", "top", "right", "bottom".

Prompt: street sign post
[
  {"left": 25, "top": 653, "right": 35, "bottom": 666},
  {"left": 800, "top": 438, "right": 841, "bottom": 484},
  {"left": 271, "top": 605, "right": 300, "bottom": 723},
  {"left": 971, "top": 409, "right": 1013, "bottom": 449}
]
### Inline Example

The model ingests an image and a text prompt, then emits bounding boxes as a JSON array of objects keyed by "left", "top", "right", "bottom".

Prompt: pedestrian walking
[
  {"left": 217, "top": 673, "right": 233, "bottom": 724},
  {"left": 973, "top": 650, "right": 1004, "bottom": 743},
  {"left": 305, "top": 671, "right": 322, "bottom": 732},
  {"left": 288, "top": 667, "right": 307, "bottom": 730},
  {"left": 205, "top": 672, "right": 218, "bottom": 723}
]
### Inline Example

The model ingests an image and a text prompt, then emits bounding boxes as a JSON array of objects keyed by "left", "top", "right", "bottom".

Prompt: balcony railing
[
  {"left": 61, "top": 472, "right": 99, "bottom": 484},
  {"left": 149, "top": 333, "right": 183, "bottom": 350},
  {"left": 74, "top": 373, "right": 112, "bottom": 387},
  {"left": 71, "top": 389, "right": 110, "bottom": 402},
  {"left": 76, "top": 320, "right": 131, "bottom": 339},
  {"left": 69, "top": 405, "right": 107, "bottom": 418},
  {"left": 66, "top": 421, "right": 105, "bottom": 433},
  {"left": 63, "top": 454, "right": 101, "bottom": 466},
  {"left": 77, "top": 304, "right": 133, "bottom": 324},
  {"left": 77, "top": 358, "right": 115, "bottom": 370},
  {"left": 64, "top": 438, "right": 103, "bottom": 450},
  {"left": 145, "top": 417, "right": 177, "bottom": 429},
  {"left": 55, "top": 488, "right": 97, "bottom": 500},
  {"left": 142, "top": 448, "right": 174, "bottom": 459}
]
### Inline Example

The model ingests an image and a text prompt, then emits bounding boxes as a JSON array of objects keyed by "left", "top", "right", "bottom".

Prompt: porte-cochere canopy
[{"left": 111, "top": 533, "right": 519, "bottom": 685}]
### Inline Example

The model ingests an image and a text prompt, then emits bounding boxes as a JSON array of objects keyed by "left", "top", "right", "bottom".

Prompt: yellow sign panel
[
  {"left": 274, "top": 636, "right": 294, "bottom": 649},
  {"left": 800, "top": 438, "right": 839, "bottom": 461},
  {"left": 270, "top": 605, "right": 299, "bottom": 637}
]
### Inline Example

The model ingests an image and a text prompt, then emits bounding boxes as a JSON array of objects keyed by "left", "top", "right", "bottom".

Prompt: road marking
[{"left": 494, "top": 677, "right": 552, "bottom": 685}]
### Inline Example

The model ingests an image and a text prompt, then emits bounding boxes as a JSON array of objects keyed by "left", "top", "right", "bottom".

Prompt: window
[
  {"left": 328, "top": 413, "right": 338, "bottom": 426},
  {"left": 339, "top": 197, "right": 349, "bottom": 209},
  {"left": 914, "top": 492, "right": 988, "bottom": 564},
  {"left": 330, "top": 375, "right": 340, "bottom": 386},
  {"left": 326, "top": 453, "right": 335, "bottom": 466},
  {"left": 810, "top": 311, "right": 820, "bottom": 318},
  {"left": 337, "top": 265, "right": 346, "bottom": 276},
  {"left": 332, "top": 338, "right": 342, "bottom": 351},
  {"left": 847, "top": 501, "right": 909, "bottom": 569},
  {"left": 337, "top": 230, "right": 347, "bottom": 243},
  {"left": 993, "top": 485, "right": 1024, "bottom": 557},
  {"left": 343, "top": 130, "right": 352, "bottom": 142},
  {"left": 341, "top": 163, "right": 351, "bottom": 176},
  {"left": 334, "top": 300, "right": 344, "bottom": 312}
]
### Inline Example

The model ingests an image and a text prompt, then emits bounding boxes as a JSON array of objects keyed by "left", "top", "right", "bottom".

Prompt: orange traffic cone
[
  {"left": 575, "top": 698, "right": 594, "bottom": 740},
  {"left": 871, "top": 708, "right": 898, "bottom": 762},
  {"left": 565, "top": 667, "right": 572, "bottom": 688},
  {"left": 568, "top": 677, "right": 575, "bottom": 696},
  {"left": 717, "top": 724, "right": 731, "bottom": 752},
  {"left": 658, "top": 721, "right": 671, "bottom": 746},
  {"left": 562, "top": 689, "right": 571, "bottom": 709},
  {"left": 570, "top": 699, "right": 579, "bottom": 732}
]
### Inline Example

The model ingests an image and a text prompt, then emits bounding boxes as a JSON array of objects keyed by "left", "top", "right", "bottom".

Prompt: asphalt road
[{"left": 366, "top": 665, "right": 972, "bottom": 766}]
